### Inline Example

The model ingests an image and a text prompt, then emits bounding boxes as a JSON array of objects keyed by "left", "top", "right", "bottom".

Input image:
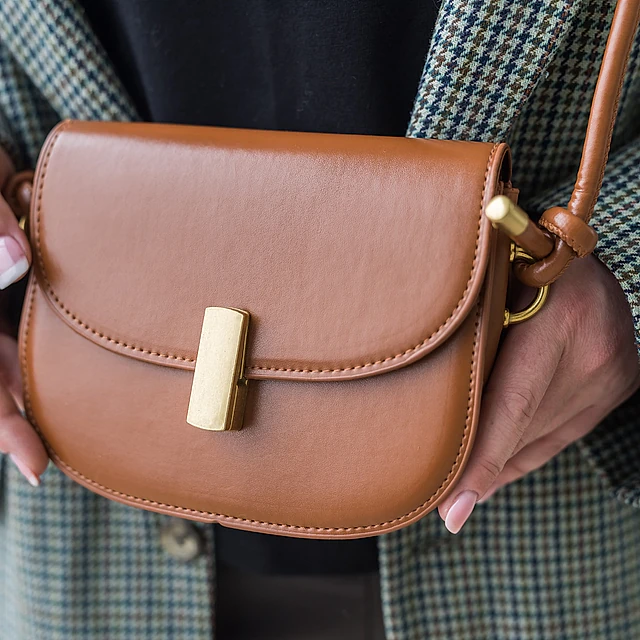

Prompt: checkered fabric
[
  {"left": 0, "top": 1, "right": 639, "bottom": 639},
  {"left": 378, "top": 444, "right": 640, "bottom": 640},
  {"left": 0, "top": 459, "right": 215, "bottom": 640}
]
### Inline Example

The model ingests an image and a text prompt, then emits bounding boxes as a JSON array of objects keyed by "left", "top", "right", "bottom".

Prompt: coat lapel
[
  {"left": 0, "top": 0, "right": 137, "bottom": 121},
  {"left": 408, "top": 0, "right": 581, "bottom": 142},
  {"left": 1, "top": 0, "right": 582, "bottom": 144}
]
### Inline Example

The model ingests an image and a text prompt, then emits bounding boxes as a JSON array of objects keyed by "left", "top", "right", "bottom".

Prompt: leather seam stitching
[
  {"left": 248, "top": 144, "right": 498, "bottom": 373},
  {"left": 21, "top": 274, "right": 481, "bottom": 533},
  {"left": 24, "top": 122, "right": 488, "bottom": 532},
  {"left": 539, "top": 218, "right": 589, "bottom": 257},
  {"left": 33, "top": 125, "right": 498, "bottom": 374},
  {"left": 32, "top": 123, "right": 196, "bottom": 364}
]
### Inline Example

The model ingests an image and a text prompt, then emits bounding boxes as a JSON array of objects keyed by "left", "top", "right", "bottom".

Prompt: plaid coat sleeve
[
  {"left": 531, "top": 137, "right": 640, "bottom": 509},
  {"left": 592, "top": 142, "right": 640, "bottom": 354},
  {"left": 0, "top": 38, "right": 63, "bottom": 171},
  {"left": 0, "top": 111, "right": 20, "bottom": 168}
]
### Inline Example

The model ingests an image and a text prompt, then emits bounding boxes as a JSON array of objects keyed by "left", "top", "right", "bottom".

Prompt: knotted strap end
[{"left": 539, "top": 207, "right": 598, "bottom": 258}]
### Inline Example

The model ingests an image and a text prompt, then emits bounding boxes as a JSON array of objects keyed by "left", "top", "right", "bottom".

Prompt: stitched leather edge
[
  {"left": 21, "top": 272, "right": 483, "bottom": 535},
  {"left": 32, "top": 121, "right": 500, "bottom": 380},
  {"left": 539, "top": 217, "right": 592, "bottom": 257},
  {"left": 31, "top": 123, "right": 197, "bottom": 363}
]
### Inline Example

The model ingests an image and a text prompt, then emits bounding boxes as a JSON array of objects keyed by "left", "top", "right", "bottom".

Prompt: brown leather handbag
[{"left": 6, "top": 0, "right": 639, "bottom": 538}]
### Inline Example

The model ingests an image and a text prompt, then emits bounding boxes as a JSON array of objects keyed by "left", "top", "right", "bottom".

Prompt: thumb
[
  {"left": 0, "top": 334, "right": 25, "bottom": 410},
  {"left": 0, "top": 379, "right": 48, "bottom": 486},
  {"left": 0, "top": 198, "right": 30, "bottom": 290},
  {"left": 437, "top": 323, "right": 562, "bottom": 533}
]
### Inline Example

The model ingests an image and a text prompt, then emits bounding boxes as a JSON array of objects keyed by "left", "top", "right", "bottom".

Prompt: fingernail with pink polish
[
  {"left": 9, "top": 454, "right": 40, "bottom": 487},
  {"left": 444, "top": 490, "right": 477, "bottom": 534},
  {"left": 0, "top": 236, "right": 29, "bottom": 290}
]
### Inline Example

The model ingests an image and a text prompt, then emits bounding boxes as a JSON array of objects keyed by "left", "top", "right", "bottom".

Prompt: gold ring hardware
[
  {"left": 503, "top": 246, "right": 550, "bottom": 327},
  {"left": 187, "top": 307, "right": 250, "bottom": 432}
]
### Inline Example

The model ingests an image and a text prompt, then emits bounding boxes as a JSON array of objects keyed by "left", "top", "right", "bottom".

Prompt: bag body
[
  {"left": 16, "top": 0, "right": 640, "bottom": 538},
  {"left": 20, "top": 121, "right": 512, "bottom": 538}
]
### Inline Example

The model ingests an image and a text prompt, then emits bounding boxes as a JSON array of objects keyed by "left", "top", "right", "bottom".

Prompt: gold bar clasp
[
  {"left": 485, "top": 195, "right": 555, "bottom": 260},
  {"left": 187, "top": 307, "right": 250, "bottom": 432}
]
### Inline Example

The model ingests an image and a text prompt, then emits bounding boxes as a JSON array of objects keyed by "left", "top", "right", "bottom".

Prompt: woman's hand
[
  {"left": 0, "top": 151, "right": 47, "bottom": 486},
  {"left": 439, "top": 253, "right": 640, "bottom": 534}
]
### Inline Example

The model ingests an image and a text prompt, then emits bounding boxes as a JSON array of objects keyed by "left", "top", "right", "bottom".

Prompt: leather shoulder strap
[
  {"left": 569, "top": 0, "right": 640, "bottom": 223},
  {"left": 518, "top": 0, "right": 640, "bottom": 287}
]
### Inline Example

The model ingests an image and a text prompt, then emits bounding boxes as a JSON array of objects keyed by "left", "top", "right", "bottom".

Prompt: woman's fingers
[
  {"left": 479, "top": 369, "right": 640, "bottom": 503},
  {"left": 0, "top": 200, "right": 30, "bottom": 289},
  {"left": 478, "top": 405, "right": 614, "bottom": 502},
  {"left": 437, "top": 319, "right": 563, "bottom": 533},
  {"left": 0, "top": 334, "right": 25, "bottom": 410},
  {"left": 0, "top": 377, "right": 47, "bottom": 485},
  {"left": 0, "top": 189, "right": 44, "bottom": 484},
  {"left": 435, "top": 255, "right": 638, "bottom": 534}
]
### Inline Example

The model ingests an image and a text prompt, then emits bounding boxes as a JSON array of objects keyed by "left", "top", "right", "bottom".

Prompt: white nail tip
[
  {"left": 444, "top": 491, "right": 477, "bottom": 534},
  {"left": 25, "top": 472, "right": 40, "bottom": 488},
  {"left": 0, "top": 256, "right": 29, "bottom": 289}
]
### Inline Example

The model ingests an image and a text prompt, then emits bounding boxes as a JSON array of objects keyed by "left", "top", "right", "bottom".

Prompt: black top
[{"left": 81, "top": 0, "right": 440, "bottom": 575}]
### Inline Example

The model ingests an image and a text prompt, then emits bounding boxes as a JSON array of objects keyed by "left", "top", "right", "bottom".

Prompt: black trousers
[{"left": 216, "top": 566, "right": 386, "bottom": 639}]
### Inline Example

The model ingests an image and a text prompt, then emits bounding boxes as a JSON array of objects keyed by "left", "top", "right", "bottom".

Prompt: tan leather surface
[
  {"left": 23, "top": 282, "right": 486, "bottom": 537},
  {"left": 513, "top": 222, "right": 555, "bottom": 261},
  {"left": 482, "top": 228, "right": 512, "bottom": 384},
  {"left": 514, "top": 239, "right": 575, "bottom": 289},
  {"left": 21, "top": 121, "right": 511, "bottom": 537},
  {"left": 32, "top": 121, "right": 506, "bottom": 382},
  {"left": 539, "top": 207, "right": 598, "bottom": 258},
  {"left": 19, "top": 1, "right": 638, "bottom": 534}
]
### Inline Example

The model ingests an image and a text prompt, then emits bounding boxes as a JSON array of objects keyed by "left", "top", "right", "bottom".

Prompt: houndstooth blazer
[{"left": 0, "top": 1, "right": 639, "bottom": 639}]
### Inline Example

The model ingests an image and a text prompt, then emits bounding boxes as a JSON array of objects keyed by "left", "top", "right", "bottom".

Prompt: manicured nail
[
  {"left": 444, "top": 490, "right": 477, "bottom": 534},
  {"left": 0, "top": 236, "right": 29, "bottom": 289},
  {"left": 9, "top": 454, "right": 40, "bottom": 487}
]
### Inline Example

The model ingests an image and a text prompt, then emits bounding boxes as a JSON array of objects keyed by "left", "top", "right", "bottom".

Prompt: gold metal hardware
[
  {"left": 486, "top": 195, "right": 555, "bottom": 260},
  {"left": 486, "top": 195, "right": 529, "bottom": 236},
  {"left": 503, "top": 246, "right": 550, "bottom": 327},
  {"left": 187, "top": 307, "right": 250, "bottom": 432}
]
